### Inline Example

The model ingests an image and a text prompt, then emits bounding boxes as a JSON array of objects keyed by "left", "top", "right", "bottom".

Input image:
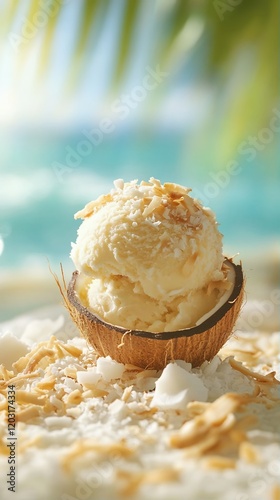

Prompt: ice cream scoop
[
  {"left": 66, "top": 178, "right": 244, "bottom": 368},
  {"left": 70, "top": 178, "right": 231, "bottom": 333}
]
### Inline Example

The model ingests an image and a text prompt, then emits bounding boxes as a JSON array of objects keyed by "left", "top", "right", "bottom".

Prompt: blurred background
[{"left": 0, "top": 0, "right": 279, "bottom": 322}]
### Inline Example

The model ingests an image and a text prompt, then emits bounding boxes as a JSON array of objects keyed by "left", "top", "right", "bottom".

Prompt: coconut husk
[{"left": 64, "top": 260, "right": 244, "bottom": 370}]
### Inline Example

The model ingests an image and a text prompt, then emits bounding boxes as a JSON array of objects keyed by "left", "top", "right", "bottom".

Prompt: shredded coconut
[{"left": 0, "top": 302, "right": 279, "bottom": 500}]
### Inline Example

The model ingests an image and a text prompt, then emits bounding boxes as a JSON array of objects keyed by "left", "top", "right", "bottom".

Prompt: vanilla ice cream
[{"left": 71, "top": 178, "right": 232, "bottom": 332}]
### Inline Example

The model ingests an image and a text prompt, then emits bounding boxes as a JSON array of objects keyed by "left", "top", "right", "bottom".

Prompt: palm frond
[
  {"left": 36, "top": 2, "right": 65, "bottom": 80},
  {"left": 0, "top": 0, "right": 18, "bottom": 37},
  {"left": 204, "top": 0, "right": 279, "bottom": 165},
  {"left": 156, "top": 0, "right": 193, "bottom": 67},
  {"left": 65, "top": 0, "right": 110, "bottom": 94},
  {"left": 17, "top": 0, "right": 41, "bottom": 64},
  {"left": 1, "top": 0, "right": 278, "bottom": 169},
  {"left": 112, "top": 0, "right": 142, "bottom": 88}
]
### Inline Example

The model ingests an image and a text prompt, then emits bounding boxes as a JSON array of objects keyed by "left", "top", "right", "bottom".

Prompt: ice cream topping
[{"left": 71, "top": 178, "right": 233, "bottom": 332}]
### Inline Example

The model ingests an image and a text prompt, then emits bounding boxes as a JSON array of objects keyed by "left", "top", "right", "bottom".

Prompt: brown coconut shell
[{"left": 65, "top": 259, "right": 244, "bottom": 370}]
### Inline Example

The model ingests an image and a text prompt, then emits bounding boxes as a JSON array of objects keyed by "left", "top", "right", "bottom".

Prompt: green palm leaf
[
  {"left": 1, "top": 0, "right": 278, "bottom": 168},
  {"left": 65, "top": 0, "right": 110, "bottom": 94},
  {"left": 113, "top": 0, "right": 142, "bottom": 88}
]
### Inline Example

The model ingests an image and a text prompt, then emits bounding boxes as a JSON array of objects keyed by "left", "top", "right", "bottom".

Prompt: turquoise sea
[{"left": 0, "top": 128, "right": 279, "bottom": 320}]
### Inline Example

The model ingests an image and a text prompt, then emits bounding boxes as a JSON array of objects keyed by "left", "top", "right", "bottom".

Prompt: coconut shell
[{"left": 66, "top": 260, "right": 244, "bottom": 370}]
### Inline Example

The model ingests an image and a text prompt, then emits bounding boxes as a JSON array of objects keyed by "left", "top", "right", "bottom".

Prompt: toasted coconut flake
[
  {"left": 229, "top": 358, "right": 279, "bottom": 384},
  {"left": 181, "top": 193, "right": 199, "bottom": 215},
  {"left": 201, "top": 455, "right": 236, "bottom": 470},
  {"left": 171, "top": 196, "right": 185, "bottom": 205},
  {"left": 134, "top": 407, "right": 158, "bottom": 418},
  {"left": 221, "top": 348, "right": 262, "bottom": 366},
  {"left": 64, "top": 367, "right": 78, "bottom": 379},
  {"left": 0, "top": 437, "right": 9, "bottom": 455},
  {"left": 136, "top": 369, "right": 158, "bottom": 379},
  {"left": 61, "top": 440, "right": 134, "bottom": 472},
  {"left": 83, "top": 387, "right": 108, "bottom": 398},
  {"left": 12, "top": 355, "right": 30, "bottom": 373},
  {"left": 149, "top": 177, "right": 162, "bottom": 188},
  {"left": 53, "top": 344, "right": 65, "bottom": 359},
  {"left": 187, "top": 401, "right": 211, "bottom": 418},
  {"left": 164, "top": 182, "right": 191, "bottom": 195},
  {"left": 253, "top": 382, "right": 280, "bottom": 403},
  {"left": 153, "top": 186, "right": 165, "bottom": 197},
  {"left": 23, "top": 347, "right": 55, "bottom": 374},
  {"left": 182, "top": 434, "right": 220, "bottom": 457},
  {"left": 170, "top": 393, "right": 246, "bottom": 450},
  {"left": 117, "top": 467, "right": 180, "bottom": 497},
  {"left": 0, "top": 399, "right": 7, "bottom": 411},
  {"left": 43, "top": 399, "right": 57, "bottom": 415},
  {"left": 0, "top": 365, "right": 14, "bottom": 382},
  {"left": 13, "top": 341, "right": 52, "bottom": 373},
  {"left": 58, "top": 343, "right": 82, "bottom": 358},
  {"left": 16, "top": 390, "right": 46, "bottom": 406},
  {"left": 122, "top": 386, "right": 133, "bottom": 403},
  {"left": 17, "top": 405, "right": 42, "bottom": 423},
  {"left": 142, "top": 196, "right": 163, "bottom": 218},
  {"left": 36, "top": 377, "right": 56, "bottom": 391},
  {"left": 18, "top": 436, "right": 42, "bottom": 454},
  {"left": 229, "top": 429, "right": 247, "bottom": 444},
  {"left": 74, "top": 193, "right": 112, "bottom": 219},
  {"left": 1, "top": 371, "right": 40, "bottom": 389},
  {"left": 239, "top": 441, "right": 260, "bottom": 463},
  {"left": 64, "top": 389, "right": 83, "bottom": 405},
  {"left": 271, "top": 484, "right": 280, "bottom": 500}
]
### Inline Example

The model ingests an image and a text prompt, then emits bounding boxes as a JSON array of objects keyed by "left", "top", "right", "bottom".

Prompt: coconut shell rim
[{"left": 67, "top": 258, "right": 243, "bottom": 341}]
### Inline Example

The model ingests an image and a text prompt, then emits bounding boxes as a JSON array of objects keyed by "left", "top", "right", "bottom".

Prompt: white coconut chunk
[
  {"left": 108, "top": 399, "right": 128, "bottom": 420},
  {"left": 77, "top": 368, "right": 101, "bottom": 387},
  {"left": 50, "top": 395, "right": 64, "bottom": 411},
  {"left": 113, "top": 178, "right": 124, "bottom": 190},
  {"left": 201, "top": 356, "right": 222, "bottom": 377},
  {"left": 45, "top": 416, "right": 73, "bottom": 428},
  {"left": 96, "top": 356, "right": 125, "bottom": 381},
  {"left": 0, "top": 332, "right": 29, "bottom": 369},
  {"left": 151, "top": 363, "right": 208, "bottom": 410},
  {"left": 63, "top": 377, "right": 82, "bottom": 392},
  {"left": 21, "top": 316, "right": 65, "bottom": 345},
  {"left": 174, "top": 360, "right": 192, "bottom": 372}
]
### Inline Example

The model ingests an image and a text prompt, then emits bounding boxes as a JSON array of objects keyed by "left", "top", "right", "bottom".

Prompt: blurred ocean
[
  {"left": 0, "top": 0, "right": 279, "bottom": 324},
  {"left": 0, "top": 129, "right": 279, "bottom": 321}
]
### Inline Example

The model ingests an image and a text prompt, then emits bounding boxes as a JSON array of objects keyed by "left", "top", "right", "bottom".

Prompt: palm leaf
[
  {"left": 36, "top": 1, "right": 65, "bottom": 80},
  {"left": 112, "top": 0, "right": 142, "bottom": 89},
  {"left": 65, "top": 0, "right": 110, "bottom": 94},
  {"left": 17, "top": 0, "right": 41, "bottom": 63},
  {"left": 156, "top": 0, "right": 194, "bottom": 68},
  {"left": 205, "top": 0, "right": 279, "bottom": 165},
  {"left": 0, "top": 0, "right": 18, "bottom": 37},
  {"left": 1, "top": 0, "right": 278, "bottom": 169}
]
